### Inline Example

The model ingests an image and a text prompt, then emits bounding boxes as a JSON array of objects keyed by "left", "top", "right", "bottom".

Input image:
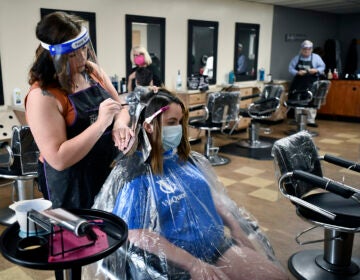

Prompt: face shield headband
[{"left": 40, "top": 26, "right": 90, "bottom": 56}]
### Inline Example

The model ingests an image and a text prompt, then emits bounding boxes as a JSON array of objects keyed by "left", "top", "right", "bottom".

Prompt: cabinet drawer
[
  {"left": 189, "top": 109, "right": 205, "bottom": 118},
  {"left": 189, "top": 93, "right": 206, "bottom": 105}
]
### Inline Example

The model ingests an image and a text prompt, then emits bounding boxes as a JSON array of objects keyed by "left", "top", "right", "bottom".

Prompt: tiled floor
[{"left": 0, "top": 118, "right": 360, "bottom": 279}]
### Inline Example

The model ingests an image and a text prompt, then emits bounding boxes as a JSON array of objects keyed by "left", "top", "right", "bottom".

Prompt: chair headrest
[
  {"left": 272, "top": 131, "right": 323, "bottom": 197},
  {"left": 207, "top": 91, "right": 240, "bottom": 123}
]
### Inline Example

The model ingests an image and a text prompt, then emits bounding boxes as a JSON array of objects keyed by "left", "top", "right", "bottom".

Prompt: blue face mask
[{"left": 162, "top": 125, "right": 182, "bottom": 151}]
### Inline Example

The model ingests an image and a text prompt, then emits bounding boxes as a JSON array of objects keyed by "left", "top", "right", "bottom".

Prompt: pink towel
[{"left": 48, "top": 224, "right": 109, "bottom": 263}]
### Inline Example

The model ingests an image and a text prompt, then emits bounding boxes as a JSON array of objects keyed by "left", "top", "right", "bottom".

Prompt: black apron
[
  {"left": 289, "top": 54, "right": 318, "bottom": 94},
  {"left": 39, "top": 85, "right": 118, "bottom": 209}
]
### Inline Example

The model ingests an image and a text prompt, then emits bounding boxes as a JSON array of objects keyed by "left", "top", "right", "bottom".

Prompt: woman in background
[{"left": 127, "top": 45, "right": 163, "bottom": 92}]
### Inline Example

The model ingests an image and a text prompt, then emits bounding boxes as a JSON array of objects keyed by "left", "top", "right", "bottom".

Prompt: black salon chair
[
  {"left": 0, "top": 126, "right": 39, "bottom": 225},
  {"left": 272, "top": 131, "right": 360, "bottom": 280},
  {"left": 286, "top": 80, "right": 331, "bottom": 136},
  {"left": 189, "top": 91, "right": 241, "bottom": 166},
  {"left": 236, "top": 84, "right": 284, "bottom": 149}
]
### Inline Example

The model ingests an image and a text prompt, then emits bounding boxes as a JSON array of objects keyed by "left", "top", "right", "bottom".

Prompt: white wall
[{"left": 0, "top": 0, "right": 273, "bottom": 108}]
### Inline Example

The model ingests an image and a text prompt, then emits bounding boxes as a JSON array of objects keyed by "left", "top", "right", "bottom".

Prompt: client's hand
[
  {"left": 189, "top": 260, "right": 230, "bottom": 280},
  {"left": 112, "top": 123, "right": 134, "bottom": 152}
]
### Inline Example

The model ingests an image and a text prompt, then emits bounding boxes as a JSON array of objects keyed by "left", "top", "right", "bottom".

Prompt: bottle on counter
[
  {"left": 229, "top": 71, "right": 235, "bottom": 84},
  {"left": 332, "top": 69, "right": 339, "bottom": 80},
  {"left": 176, "top": 70, "right": 182, "bottom": 92},
  {"left": 120, "top": 77, "right": 127, "bottom": 94},
  {"left": 327, "top": 69, "right": 333, "bottom": 80},
  {"left": 13, "top": 88, "right": 22, "bottom": 106},
  {"left": 259, "top": 67, "right": 265, "bottom": 81}
]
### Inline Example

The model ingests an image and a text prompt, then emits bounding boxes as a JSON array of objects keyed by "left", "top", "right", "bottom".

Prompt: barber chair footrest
[
  {"left": 236, "top": 139, "right": 272, "bottom": 149},
  {"left": 206, "top": 154, "right": 230, "bottom": 166},
  {"left": 289, "top": 250, "right": 360, "bottom": 280}
]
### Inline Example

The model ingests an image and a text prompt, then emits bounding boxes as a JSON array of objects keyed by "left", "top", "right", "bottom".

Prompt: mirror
[
  {"left": 187, "top": 20, "right": 218, "bottom": 87},
  {"left": 125, "top": 15, "right": 165, "bottom": 85},
  {"left": 233, "top": 23, "right": 259, "bottom": 82},
  {"left": 0, "top": 54, "right": 3, "bottom": 105}
]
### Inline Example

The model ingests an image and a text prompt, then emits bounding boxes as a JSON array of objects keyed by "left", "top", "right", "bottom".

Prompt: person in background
[
  {"left": 135, "top": 67, "right": 154, "bottom": 87},
  {"left": 288, "top": 40, "right": 326, "bottom": 127},
  {"left": 25, "top": 11, "right": 133, "bottom": 211},
  {"left": 85, "top": 89, "right": 288, "bottom": 280},
  {"left": 236, "top": 43, "right": 247, "bottom": 75},
  {"left": 127, "top": 45, "right": 162, "bottom": 92}
]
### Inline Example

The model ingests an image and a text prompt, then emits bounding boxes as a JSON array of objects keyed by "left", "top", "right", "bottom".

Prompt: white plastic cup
[{"left": 9, "top": 199, "right": 52, "bottom": 236}]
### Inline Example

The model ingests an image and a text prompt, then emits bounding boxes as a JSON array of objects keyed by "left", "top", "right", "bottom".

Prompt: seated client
[{"left": 85, "top": 89, "right": 287, "bottom": 280}]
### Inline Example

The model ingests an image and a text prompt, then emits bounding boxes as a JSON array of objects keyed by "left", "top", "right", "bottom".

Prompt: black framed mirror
[
  {"left": 233, "top": 23, "right": 259, "bottom": 82},
  {"left": 40, "top": 8, "right": 97, "bottom": 52},
  {"left": 0, "top": 54, "right": 3, "bottom": 105},
  {"left": 187, "top": 20, "right": 218, "bottom": 86},
  {"left": 125, "top": 15, "right": 165, "bottom": 85}
]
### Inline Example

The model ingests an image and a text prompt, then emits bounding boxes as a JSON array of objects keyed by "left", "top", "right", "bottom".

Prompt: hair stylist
[{"left": 25, "top": 11, "right": 133, "bottom": 209}]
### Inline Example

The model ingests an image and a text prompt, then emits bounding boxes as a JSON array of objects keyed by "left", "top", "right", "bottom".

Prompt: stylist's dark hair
[
  {"left": 135, "top": 67, "right": 153, "bottom": 86},
  {"left": 142, "top": 88, "right": 190, "bottom": 174},
  {"left": 28, "top": 11, "right": 84, "bottom": 93}
]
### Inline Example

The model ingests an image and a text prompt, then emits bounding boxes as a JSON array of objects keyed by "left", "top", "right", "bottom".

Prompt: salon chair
[
  {"left": 286, "top": 80, "right": 331, "bottom": 136},
  {"left": 236, "top": 84, "right": 284, "bottom": 149},
  {"left": 272, "top": 131, "right": 360, "bottom": 280},
  {"left": 189, "top": 91, "right": 241, "bottom": 166},
  {"left": 0, "top": 126, "right": 39, "bottom": 225}
]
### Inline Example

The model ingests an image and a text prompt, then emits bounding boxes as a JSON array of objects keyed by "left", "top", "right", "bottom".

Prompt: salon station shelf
[{"left": 318, "top": 80, "right": 360, "bottom": 118}]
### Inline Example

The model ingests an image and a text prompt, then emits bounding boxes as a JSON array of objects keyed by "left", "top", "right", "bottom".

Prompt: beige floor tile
[
  {"left": 240, "top": 177, "right": 275, "bottom": 188},
  {"left": 248, "top": 188, "right": 280, "bottom": 202},
  {"left": 334, "top": 133, "right": 359, "bottom": 139},
  {"left": 0, "top": 267, "right": 33, "bottom": 280},
  {"left": 234, "top": 166, "right": 265, "bottom": 176},
  {"left": 218, "top": 176, "right": 237, "bottom": 187},
  {"left": 346, "top": 138, "right": 360, "bottom": 144},
  {"left": 319, "top": 138, "right": 344, "bottom": 144}
]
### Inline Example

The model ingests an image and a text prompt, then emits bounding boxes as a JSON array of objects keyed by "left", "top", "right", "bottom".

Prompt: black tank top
[{"left": 39, "top": 84, "right": 118, "bottom": 208}]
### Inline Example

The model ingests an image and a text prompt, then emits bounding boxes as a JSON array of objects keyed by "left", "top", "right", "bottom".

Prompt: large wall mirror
[
  {"left": 233, "top": 23, "right": 259, "bottom": 82},
  {"left": 125, "top": 15, "right": 165, "bottom": 84},
  {"left": 0, "top": 54, "right": 3, "bottom": 105},
  {"left": 187, "top": 20, "right": 218, "bottom": 86}
]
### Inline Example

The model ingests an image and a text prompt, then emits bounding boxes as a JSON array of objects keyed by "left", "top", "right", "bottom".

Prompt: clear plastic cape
[
  {"left": 82, "top": 150, "right": 284, "bottom": 279},
  {"left": 82, "top": 89, "right": 285, "bottom": 279}
]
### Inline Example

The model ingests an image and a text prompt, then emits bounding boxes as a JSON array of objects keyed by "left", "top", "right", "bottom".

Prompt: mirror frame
[
  {"left": 233, "top": 22, "right": 259, "bottom": 82},
  {"left": 0, "top": 54, "right": 3, "bottom": 105},
  {"left": 40, "top": 8, "right": 97, "bottom": 52},
  {"left": 187, "top": 19, "right": 218, "bottom": 86},
  {"left": 125, "top": 14, "right": 166, "bottom": 83}
]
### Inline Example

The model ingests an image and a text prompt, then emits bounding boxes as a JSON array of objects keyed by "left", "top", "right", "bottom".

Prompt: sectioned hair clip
[{"left": 144, "top": 105, "right": 170, "bottom": 124}]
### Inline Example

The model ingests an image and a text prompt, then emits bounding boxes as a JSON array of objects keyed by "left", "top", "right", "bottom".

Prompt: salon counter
[{"left": 318, "top": 80, "right": 360, "bottom": 118}]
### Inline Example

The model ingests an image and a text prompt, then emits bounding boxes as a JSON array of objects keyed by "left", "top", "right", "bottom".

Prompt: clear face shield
[{"left": 40, "top": 26, "right": 99, "bottom": 92}]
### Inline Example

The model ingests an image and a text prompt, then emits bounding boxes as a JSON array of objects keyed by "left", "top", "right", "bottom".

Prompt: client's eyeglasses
[{"left": 144, "top": 105, "right": 170, "bottom": 124}]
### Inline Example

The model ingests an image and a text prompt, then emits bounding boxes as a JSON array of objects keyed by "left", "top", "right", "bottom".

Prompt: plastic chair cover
[
  {"left": 308, "top": 80, "right": 331, "bottom": 108},
  {"left": 82, "top": 148, "right": 284, "bottom": 279},
  {"left": 207, "top": 91, "right": 240, "bottom": 124},
  {"left": 272, "top": 131, "right": 323, "bottom": 198}
]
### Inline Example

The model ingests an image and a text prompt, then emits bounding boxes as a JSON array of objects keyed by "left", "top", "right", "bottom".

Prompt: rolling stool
[{"left": 0, "top": 126, "right": 39, "bottom": 225}]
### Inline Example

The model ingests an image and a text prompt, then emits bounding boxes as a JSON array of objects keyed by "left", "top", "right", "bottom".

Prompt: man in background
[
  {"left": 236, "top": 43, "right": 247, "bottom": 75},
  {"left": 288, "top": 40, "right": 326, "bottom": 127}
]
